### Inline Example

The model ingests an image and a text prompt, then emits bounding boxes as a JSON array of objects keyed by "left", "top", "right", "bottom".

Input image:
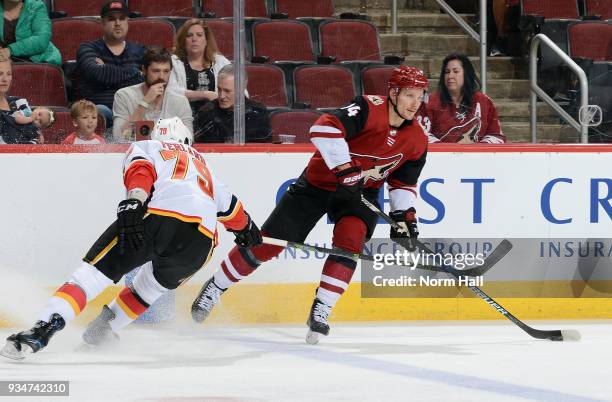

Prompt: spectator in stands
[
  {"left": 168, "top": 18, "right": 231, "bottom": 116},
  {"left": 0, "top": 0, "right": 61, "bottom": 65},
  {"left": 0, "top": 57, "right": 38, "bottom": 143},
  {"left": 112, "top": 46, "right": 192, "bottom": 142},
  {"left": 76, "top": 1, "right": 145, "bottom": 129},
  {"left": 490, "top": 0, "right": 519, "bottom": 57},
  {"left": 62, "top": 100, "right": 106, "bottom": 145},
  {"left": 194, "top": 64, "right": 271, "bottom": 143},
  {"left": 416, "top": 53, "right": 506, "bottom": 144}
]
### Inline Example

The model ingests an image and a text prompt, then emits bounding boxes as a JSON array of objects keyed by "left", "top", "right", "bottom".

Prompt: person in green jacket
[{"left": 0, "top": 0, "right": 61, "bottom": 66}]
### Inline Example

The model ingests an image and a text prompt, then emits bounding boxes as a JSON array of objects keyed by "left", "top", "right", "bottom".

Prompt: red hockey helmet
[{"left": 387, "top": 66, "right": 429, "bottom": 92}]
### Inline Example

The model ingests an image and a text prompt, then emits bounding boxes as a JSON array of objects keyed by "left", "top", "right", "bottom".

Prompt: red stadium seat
[
  {"left": 521, "top": 0, "right": 579, "bottom": 19},
  {"left": 568, "top": 22, "right": 612, "bottom": 61},
  {"left": 361, "top": 65, "right": 395, "bottom": 96},
  {"left": 128, "top": 0, "right": 195, "bottom": 17},
  {"left": 127, "top": 18, "right": 176, "bottom": 51},
  {"left": 293, "top": 65, "right": 356, "bottom": 109},
  {"left": 10, "top": 63, "right": 67, "bottom": 107},
  {"left": 52, "top": 18, "right": 101, "bottom": 63},
  {"left": 270, "top": 109, "right": 322, "bottom": 143},
  {"left": 205, "top": 18, "right": 235, "bottom": 59},
  {"left": 202, "top": 0, "right": 268, "bottom": 18},
  {"left": 274, "top": 0, "right": 334, "bottom": 18},
  {"left": 51, "top": 0, "right": 108, "bottom": 17},
  {"left": 252, "top": 20, "right": 315, "bottom": 63},
  {"left": 318, "top": 20, "right": 381, "bottom": 62},
  {"left": 43, "top": 108, "right": 107, "bottom": 144},
  {"left": 584, "top": 0, "right": 612, "bottom": 20},
  {"left": 246, "top": 64, "right": 289, "bottom": 107}
]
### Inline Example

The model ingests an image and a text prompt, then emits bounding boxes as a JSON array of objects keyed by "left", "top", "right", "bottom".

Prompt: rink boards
[{"left": 0, "top": 143, "right": 610, "bottom": 325}]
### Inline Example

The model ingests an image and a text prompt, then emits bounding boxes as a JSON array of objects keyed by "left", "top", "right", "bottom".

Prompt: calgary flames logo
[{"left": 350, "top": 152, "right": 404, "bottom": 184}]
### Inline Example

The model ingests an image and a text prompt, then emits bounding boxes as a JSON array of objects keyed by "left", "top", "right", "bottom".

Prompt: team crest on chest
[
  {"left": 350, "top": 152, "right": 403, "bottom": 184},
  {"left": 367, "top": 95, "right": 384, "bottom": 105},
  {"left": 387, "top": 129, "right": 397, "bottom": 147}
]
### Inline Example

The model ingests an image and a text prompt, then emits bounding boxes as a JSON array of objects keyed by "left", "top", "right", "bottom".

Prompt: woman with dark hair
[
  {"left": 167, "top": 18, "right": 230, "bottom": 115},
  {"left": 416, "top": 53, "right": 505, "bottom": 143}
]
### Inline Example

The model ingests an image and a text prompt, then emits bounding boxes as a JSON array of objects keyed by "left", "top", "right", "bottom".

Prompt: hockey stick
[
  {"left": 360, "top": 197, "right": 581, "bottom": 342},
  {"left": 262, "top": 236, "right": 505, "bottom": 277}
]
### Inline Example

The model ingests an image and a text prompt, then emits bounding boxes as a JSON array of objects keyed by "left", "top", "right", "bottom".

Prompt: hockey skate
[
  {"left": 0, "top": 313, "right": 65, "bottom": 360},
  {"left": 191, "top": 277, "right": 225, "bottom": 323},
  {"left": 305, "top": 298, "right": 331, "bottom": 345},
  {"left": 82, "top": 305, "right": 119, "bottom": 347}
]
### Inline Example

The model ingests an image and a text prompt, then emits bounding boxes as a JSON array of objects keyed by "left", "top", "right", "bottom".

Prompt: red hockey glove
[
  {"left": 389, "top": 207, "right": 419, "bottom": 239},
  {"left": 328, "top": 162, "right": 364, "bottom": 222},
  {"left": 228, "top": 212, "right": 262, "bottom": 248}
]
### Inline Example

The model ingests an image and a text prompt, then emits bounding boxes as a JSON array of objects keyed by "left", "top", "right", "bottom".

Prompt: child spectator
[
  {"left": 62, "top": 100, "right": 106, "bottom": 144},
  {"left": 12, "top": 102, "right": 55, "bottom": 130}
]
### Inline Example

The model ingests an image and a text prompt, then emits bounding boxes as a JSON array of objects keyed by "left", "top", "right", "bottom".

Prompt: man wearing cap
[
  {"left": 76, "top": 0, "right": 145, "bottom": 130},
  {"left": 190, "top": 66, "right": 430, "bottom": 344}
]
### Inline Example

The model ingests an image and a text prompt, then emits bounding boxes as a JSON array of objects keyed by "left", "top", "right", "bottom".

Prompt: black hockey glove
[
  {"left": 229, "top": 212, "right": 263, "bottom": 248},
  {"left": 328, "top": 162, "right": 364, "bottom": 221},
  {"left": 117, "top": 199, "right": 146, "bottom": 255},
  {"left": 389, "top": 207, "right": 419, "bottom": 239}
]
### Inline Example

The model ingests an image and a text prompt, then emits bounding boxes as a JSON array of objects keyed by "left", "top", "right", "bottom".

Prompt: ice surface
[{"left": 1, "top": 321, "right": 610, "bottom": 402}]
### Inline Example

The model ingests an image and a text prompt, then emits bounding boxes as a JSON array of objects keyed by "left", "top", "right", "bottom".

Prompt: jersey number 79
[{"left": 159, "top": 150, "right": 214, "bottom": 198}]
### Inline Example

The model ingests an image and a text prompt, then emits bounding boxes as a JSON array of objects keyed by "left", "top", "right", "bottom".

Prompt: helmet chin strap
[{"left": 389, "top": 92, "right": 410, "bottom": 122}]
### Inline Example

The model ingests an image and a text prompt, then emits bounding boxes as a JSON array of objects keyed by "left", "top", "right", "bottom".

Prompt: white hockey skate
[{"left": 191, "top": 277, "right": 225, "bottom": 323}]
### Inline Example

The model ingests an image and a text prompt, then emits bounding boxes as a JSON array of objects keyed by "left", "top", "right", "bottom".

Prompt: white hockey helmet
[{"left": 151, "top": 117, "right": 193, "bottom": 145}]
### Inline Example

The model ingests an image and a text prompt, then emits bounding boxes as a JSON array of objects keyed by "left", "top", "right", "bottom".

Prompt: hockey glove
[
  {"left": 389, "top": 207, "right": 419, "bottom": 239},
  {"left": 328, "top": 162, "right": 364, "bottom": 221},
  {"left": 229, "top": 212, "right": 263, "bottom": 248},
  {"left": 117, "top": 199, "right": 146, "bottom": 255}
]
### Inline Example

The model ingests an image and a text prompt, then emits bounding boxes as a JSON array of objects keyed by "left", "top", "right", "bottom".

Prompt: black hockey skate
[
  {"left": 82, "top": 305, "right": 119, "bottom": 347},
  {"left": 191, "top": 277, "right": 225, "bottom": 323},
  {"left": 0, "top": 313, "right": 65, "bottom": 360},
  {"left": 305, "top": 298, "right": 331, "bottom": 345}
]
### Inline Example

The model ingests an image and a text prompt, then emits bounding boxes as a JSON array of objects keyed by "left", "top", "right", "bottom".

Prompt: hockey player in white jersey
[{"left": 1, "top": 117, "right": 262, "bottom": 360}]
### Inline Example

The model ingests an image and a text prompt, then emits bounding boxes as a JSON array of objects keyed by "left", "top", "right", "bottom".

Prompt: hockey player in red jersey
[
  {"left": 0, "top": 118, "right": 262, "bottom": 360},
  {"left": 191, "top": 66, "right": 429, "bottom": 344},
  {"left": 416, "top": 53, "right": 506, "bottom": 144}
]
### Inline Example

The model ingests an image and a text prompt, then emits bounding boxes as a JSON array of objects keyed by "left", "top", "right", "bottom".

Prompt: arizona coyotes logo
[
  {"left": 441, "top": 116, "right": 482, "bottom": 142},
  {"left": 351, "top": 152, "right": 404, "bottom": 184}
]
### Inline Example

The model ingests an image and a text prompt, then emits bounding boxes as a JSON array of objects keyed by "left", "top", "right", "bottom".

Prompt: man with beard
[
  {"left": 76, "top": 1, "right": 145, "bottom": 129},
  {"left": 112, "top": 46, "right": 193, "bottom": 142}
]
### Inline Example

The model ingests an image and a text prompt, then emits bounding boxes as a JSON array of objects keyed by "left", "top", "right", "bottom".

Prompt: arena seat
[
  {"left": 274, "top": 0, "right": 334, "bottom": 18},
  {"left": 128, "top": 0, "right": 196, "bottom": 17},
  {"left": 270, "top": 109, "right": 322, "bottom": 143},
  {"left": 52, "top": 18, "right": 101, "bottom": 63},
  {"left": 584, "top": 0, "right": 612, "bottom": 20},
  {"left": 11, "top": 63, "right": 67, "bottom": 107},
  {"left": 51, "top": 0, "right": 108, "bottom": 17},
  {"left": 293, "top": 64, "right": 356, "bottom": 109},
  {"left": 318, "top": 19, "right": 381, "bottom": 62},
  {"left": 361, "top": 65, "right": 395, "bottom": 96},
  {"left": 202, "top": 0, "right": 268, "bottom": 18},
  {"left": 251, "top": 20, "right": 315, "bottom": 63},
  {"left": 246, "top": 64, "right": 289, "bottom": 108},
  {"left": 127, "top": 18, "right": 175, "bottom": 50}
]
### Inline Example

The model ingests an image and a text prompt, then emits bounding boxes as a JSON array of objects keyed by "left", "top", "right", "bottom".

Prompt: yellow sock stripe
[
  {"left": 115, "top": 295, "right": 139, "bottom": 320},
  {"left": 55, "top": 291, "right": 82, "bottom": 315}
]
